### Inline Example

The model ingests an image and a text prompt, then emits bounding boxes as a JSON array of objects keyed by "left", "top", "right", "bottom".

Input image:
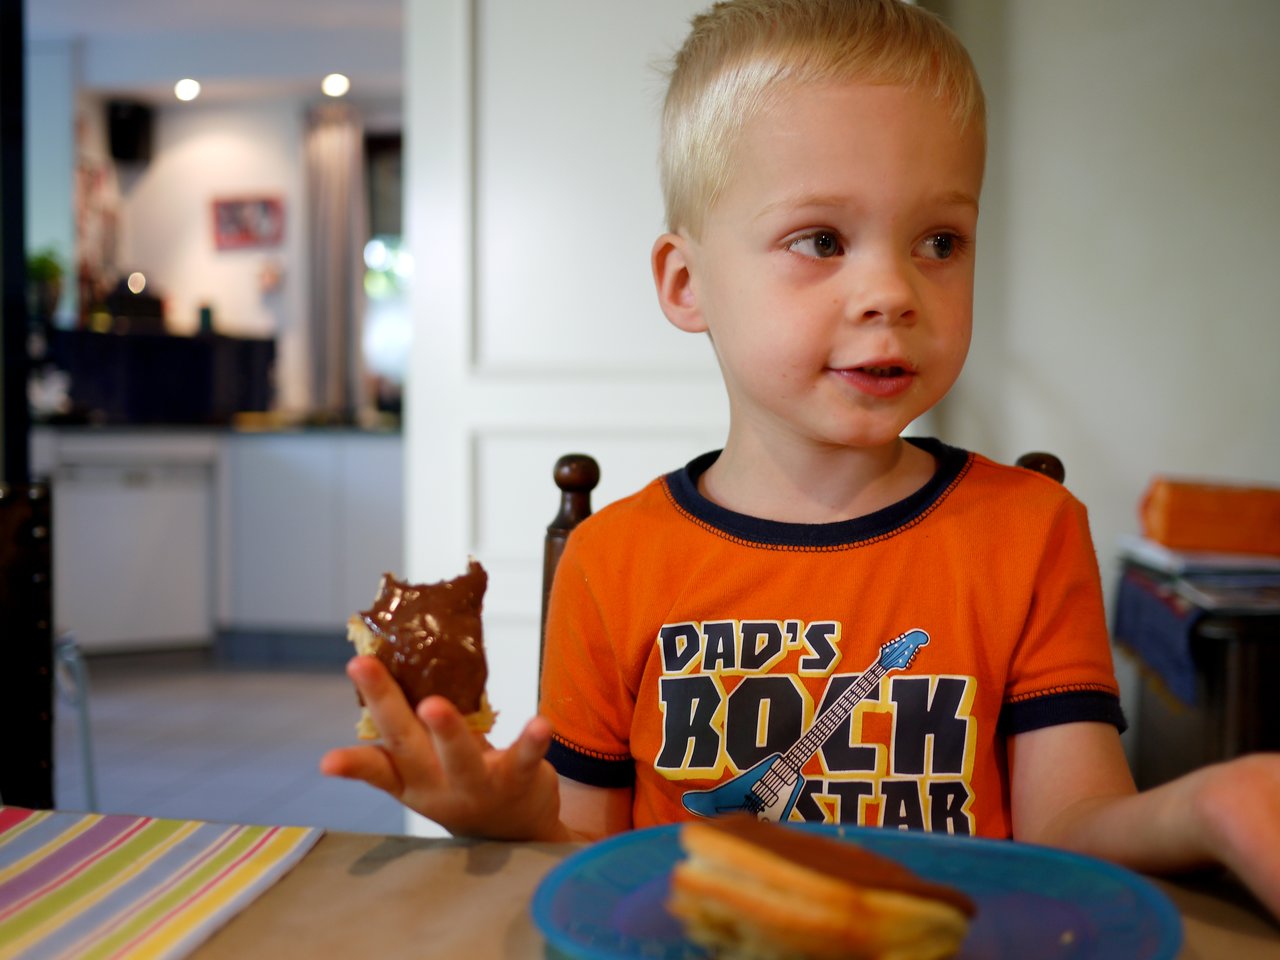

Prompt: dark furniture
[
  {"left": 46, "top": 329, "right": 275, "bottom": 425},
  {"left": 1114, "top": 560, "right": 1280, "bottom": 789}
]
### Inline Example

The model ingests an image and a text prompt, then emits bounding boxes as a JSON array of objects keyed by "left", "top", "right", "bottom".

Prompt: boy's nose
[{"left": 844, "top": 254, "right": 918, "bottom": 325}]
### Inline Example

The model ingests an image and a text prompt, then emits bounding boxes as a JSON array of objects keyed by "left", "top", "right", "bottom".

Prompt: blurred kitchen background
[
  {"left": 9, "top": 0, "right": 412, "bottom": 829},
  {"left": 21, "top": 0, "right": 407, "bottom": 664}
]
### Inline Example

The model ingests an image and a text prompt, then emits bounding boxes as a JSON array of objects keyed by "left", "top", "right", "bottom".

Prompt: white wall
[
  {"left": 948, "top": 0, "right": 1280, "bottom": 546},
  {"left": 116, "top": 98, "right": 311, "bottom": 410},
  {"left": 940, "top": 0, "right": 1280, "bottom": 726},
  {"left": 403, "top": 0, "right": 727, "bottom": 838}
]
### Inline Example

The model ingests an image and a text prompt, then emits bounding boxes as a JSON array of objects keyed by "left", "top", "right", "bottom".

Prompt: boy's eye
[
  {"left": 789, "top": 231, "right": 843, "bottom": 259},
  {"left": 921, "top": 233, "right": 964, "bottom": 260}
]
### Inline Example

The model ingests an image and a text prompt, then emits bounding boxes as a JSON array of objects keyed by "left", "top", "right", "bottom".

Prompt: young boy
[{"left": 322, "top": 0, "right": 1280, "bottom": 916}]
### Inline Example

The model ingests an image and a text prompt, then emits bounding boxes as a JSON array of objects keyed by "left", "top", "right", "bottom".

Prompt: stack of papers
[
  {"left": 1118, "top": 535, "right": 1280, "bottom": 613},
  {"left": 1118, "top": 534, "right": 1280, "bottom": 576}
]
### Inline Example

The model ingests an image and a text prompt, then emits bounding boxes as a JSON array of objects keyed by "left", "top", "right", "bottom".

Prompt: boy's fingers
[
  {"left": 345, "top": 656, "right": 444, "bottom": 785},
  {"left": 509, "top": 716, "right": 553, "bottom": 773},
  {"left": 320, "top": 746, "right": 405, "bottom": 798},
  {"left": 348, "top": 657, "right": 428, "bottom": 748},
  {"left": 419, "top": 696, "right": 488, "bottom": 787},
  {"left": 484, "top": 717, "right": 552, "bottom": 795},
  {"left": 346, "top": 655, "right": 401, "bottom": 704}
]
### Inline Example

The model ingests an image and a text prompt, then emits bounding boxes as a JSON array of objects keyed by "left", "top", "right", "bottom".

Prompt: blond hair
[{"left": 660, "top": 0, "right": 986, "bottom": 237}]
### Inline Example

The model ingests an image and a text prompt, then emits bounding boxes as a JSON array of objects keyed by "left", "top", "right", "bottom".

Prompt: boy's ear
[{"left": 651, "top": 232, "right": 707, "bottom": 334}]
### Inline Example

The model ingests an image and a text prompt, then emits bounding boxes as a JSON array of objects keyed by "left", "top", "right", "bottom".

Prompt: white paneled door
[{"left": 403, "top": 0, "right": 727, "bottom": 827}]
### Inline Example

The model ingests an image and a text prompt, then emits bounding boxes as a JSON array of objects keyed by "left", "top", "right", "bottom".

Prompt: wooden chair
[
  {"left": 1014, "top": 451, "right": 1065, "bottom": 484},
  {"left": 540, "top": 454, "right": 600, "bottom": 678},
  {"left": 538, "top": 450, "right": 1064, "bottom": 672}
]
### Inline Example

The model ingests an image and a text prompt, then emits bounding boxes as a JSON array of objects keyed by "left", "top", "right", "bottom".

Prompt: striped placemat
[{"left": 0, "top": 806, "right": 321, "bottom": 960}]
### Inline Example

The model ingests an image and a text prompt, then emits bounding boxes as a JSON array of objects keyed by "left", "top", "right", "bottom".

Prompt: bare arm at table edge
[{"left": 1010, "top": 721, "right": 1280, "bottom": 919}]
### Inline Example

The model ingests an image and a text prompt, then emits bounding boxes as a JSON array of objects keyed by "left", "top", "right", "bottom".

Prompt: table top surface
[{"left": 196, "top": 831, "right": 1280, "bottom": 960}]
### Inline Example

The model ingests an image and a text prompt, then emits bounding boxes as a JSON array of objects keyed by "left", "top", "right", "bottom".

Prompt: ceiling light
[
  {"left": 322, "top": 73, "right": 351, "bottom": 98},
  {"left": 174, "top": 78, "right": 201, "bottom": 102}
]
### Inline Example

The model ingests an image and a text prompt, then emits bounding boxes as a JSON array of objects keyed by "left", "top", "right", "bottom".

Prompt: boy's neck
[{"left": 697, "top": 435, "right": 938, "bottom": 524}]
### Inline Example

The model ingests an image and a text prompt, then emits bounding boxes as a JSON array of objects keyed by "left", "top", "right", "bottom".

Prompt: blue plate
[{"left": 531, "top": 823, "right": 1183, "bottom": 959}]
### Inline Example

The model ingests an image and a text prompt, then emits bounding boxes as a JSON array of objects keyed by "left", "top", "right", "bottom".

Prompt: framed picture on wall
[{"left": 212, "top": 196, "right": 285, "bottom": 250}]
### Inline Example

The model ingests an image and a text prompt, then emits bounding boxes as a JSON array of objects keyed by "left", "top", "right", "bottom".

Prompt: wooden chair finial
[
  {"left": 1015, "top": 451, "right": 1065, "bottom": 484},
  {"left": 550, "top": 454, "right": 600, "bottom": 532},
  {"left": 541, "top": 454, "right": 601, "bottom": 681}
]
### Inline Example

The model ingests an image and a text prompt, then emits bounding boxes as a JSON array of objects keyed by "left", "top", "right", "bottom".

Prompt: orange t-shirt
[{"left": 539, "top": 440, "right": 1123, "bottom": 838}]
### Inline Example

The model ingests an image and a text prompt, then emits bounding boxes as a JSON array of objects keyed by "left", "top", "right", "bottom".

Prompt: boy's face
[{"left": 656, "top": 81, "right": 984, "bottom": 455}]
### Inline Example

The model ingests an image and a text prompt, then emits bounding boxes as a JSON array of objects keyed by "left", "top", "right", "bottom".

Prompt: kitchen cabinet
[
  {"left": 220, "top": 432, "right": 404, "bottom": 632},
  {"left": 33, "top": 427, "right": 403, "bottom": 654},
  {"left": 34, "top": 429, "right": 218, "bottom": 651}
]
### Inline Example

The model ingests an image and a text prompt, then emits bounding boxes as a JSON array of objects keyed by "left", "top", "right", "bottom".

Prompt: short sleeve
[{"left": 1000, "top": 496, "right": 1127, "bottom": 735}]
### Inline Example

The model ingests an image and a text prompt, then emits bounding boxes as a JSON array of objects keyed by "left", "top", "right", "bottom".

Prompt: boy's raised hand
[{"left": 320, "top": 656, "right": 566, "bottom": 841}]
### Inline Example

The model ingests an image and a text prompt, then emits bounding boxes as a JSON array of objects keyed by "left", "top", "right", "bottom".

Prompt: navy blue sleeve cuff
[
  {"left": 999, "top": 690, "right": 1128, "bottom": 736},
  {"left": 546, "top": 738, "right": 636, "bottom": 789}
]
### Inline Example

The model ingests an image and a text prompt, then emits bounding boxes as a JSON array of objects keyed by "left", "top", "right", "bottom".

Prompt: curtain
[{"left": 304, "top": 105, "right": 368, "bottom": 418}]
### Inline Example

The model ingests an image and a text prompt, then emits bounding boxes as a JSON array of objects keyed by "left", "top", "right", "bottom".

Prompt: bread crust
[{"left": 669, "top": 820, "right": 971, "bottom": 960}]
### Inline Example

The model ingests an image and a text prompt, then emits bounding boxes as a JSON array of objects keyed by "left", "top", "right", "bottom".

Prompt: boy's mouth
[
  {"left": 829, "top": 361, "right": 917, "bottom": 398},
  {"left": 858, "top": 364, "right": 910, "bottom": 377}
]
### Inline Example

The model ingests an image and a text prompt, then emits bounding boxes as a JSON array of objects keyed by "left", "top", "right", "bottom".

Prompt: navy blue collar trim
[{"left": 664, "top": 437, "right": 971, "bottom": 548}]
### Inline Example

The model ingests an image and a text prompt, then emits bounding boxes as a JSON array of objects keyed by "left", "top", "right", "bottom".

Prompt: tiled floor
[{"left": 53, "top": 649, "right": 408, "bottom": 835}]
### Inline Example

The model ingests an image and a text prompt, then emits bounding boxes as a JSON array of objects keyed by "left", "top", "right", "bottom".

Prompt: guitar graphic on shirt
[{"left": 680, "top": 628, "right": 929, "bottom": 822}]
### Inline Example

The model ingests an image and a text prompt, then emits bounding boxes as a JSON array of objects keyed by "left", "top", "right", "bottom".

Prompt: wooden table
[
  {"left": 197, "top": 831, "right": 1279, "bottom": 959},
  {"left": 196, "top": 832, "right": 574, "bottom": 958}
]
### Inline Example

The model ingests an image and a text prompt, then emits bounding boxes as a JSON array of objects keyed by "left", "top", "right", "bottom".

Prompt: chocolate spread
[
  {"left": 359, "top": 561, "right": 489, "bottom": 714},
  {"left": 703, "top": 815, "right": 977, "bottom": 916}
]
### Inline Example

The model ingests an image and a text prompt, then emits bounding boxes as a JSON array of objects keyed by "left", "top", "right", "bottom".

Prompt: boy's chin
[{"left": 822, "top": 420, "right": 933, "bottom": 450}]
